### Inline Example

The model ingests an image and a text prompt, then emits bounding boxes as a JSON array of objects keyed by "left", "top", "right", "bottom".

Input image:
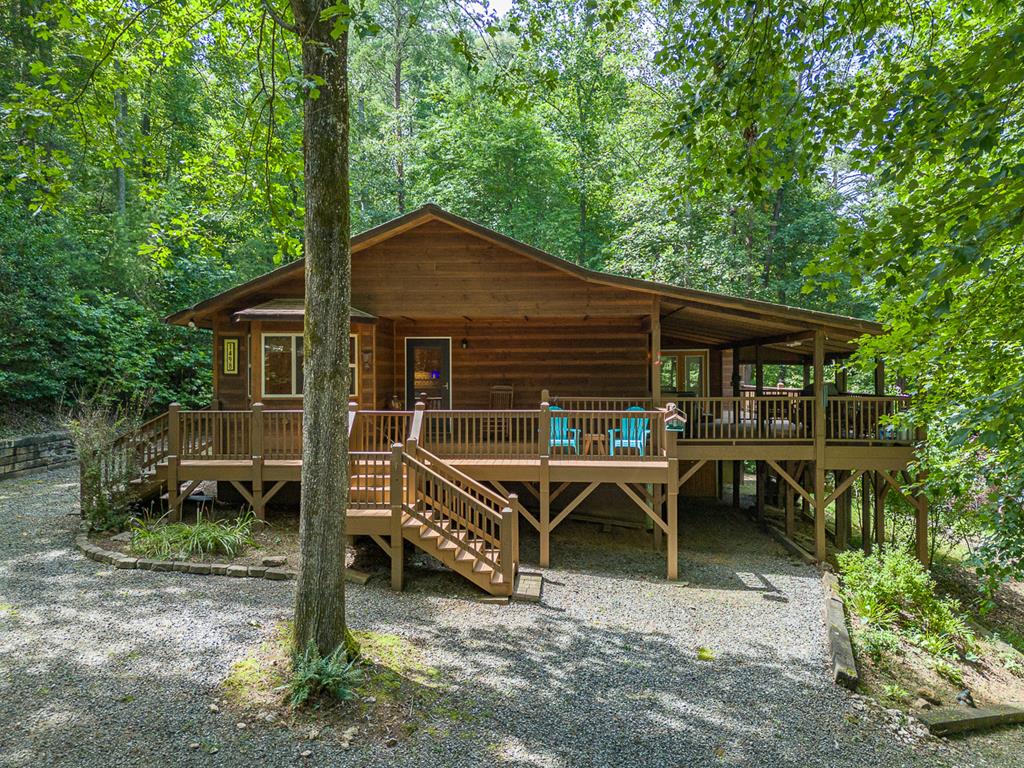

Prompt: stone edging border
[{"left": 74, "top": 531, "right": 297, "bottom": 581}]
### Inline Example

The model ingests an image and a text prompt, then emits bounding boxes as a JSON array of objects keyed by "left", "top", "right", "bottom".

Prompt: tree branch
[{"left": 262, "top": 0, "right": 298, "bottom": 34}]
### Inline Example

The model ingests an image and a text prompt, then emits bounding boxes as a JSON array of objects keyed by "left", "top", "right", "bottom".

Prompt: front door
[{"left": 405, "top": 338, "right": 451, "bottom": 409}]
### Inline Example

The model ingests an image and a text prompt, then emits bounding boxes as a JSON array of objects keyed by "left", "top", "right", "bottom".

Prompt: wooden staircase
[{"left": 398, "top": 446, "right": 517, "bottom": 595}]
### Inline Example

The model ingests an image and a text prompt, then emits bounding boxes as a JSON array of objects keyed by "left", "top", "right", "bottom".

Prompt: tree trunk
[
  {"left": 393, "top": 13, "right": 405, "bottom": 214},
  {"left": 288, "top": 1, "right": 351, "bottom": 657}
]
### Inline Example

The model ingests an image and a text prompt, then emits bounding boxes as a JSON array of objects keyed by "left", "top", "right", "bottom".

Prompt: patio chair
[
  {"left": 548, "top": 406, "right": 581, "bottom": 454},
  {"left": 609, "top": 406, "right": 651, "bottom": 456},
  {"left": 489, "top": 385, "right": 514, "bottom": 409}
]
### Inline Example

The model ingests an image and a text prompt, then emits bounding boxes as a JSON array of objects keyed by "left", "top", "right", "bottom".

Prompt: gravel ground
[{"left": 0, "top": 467, "right": 983, "bottom": 768}]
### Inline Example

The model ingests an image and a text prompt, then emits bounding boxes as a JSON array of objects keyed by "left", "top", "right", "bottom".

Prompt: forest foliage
[{"left": 1, "top": 0, "right": 1022, "bottom": 583}]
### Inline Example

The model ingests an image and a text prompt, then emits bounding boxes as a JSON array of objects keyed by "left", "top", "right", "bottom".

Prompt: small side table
[{"left": 583, "top": 433, "right": 608, "bottom": 456}]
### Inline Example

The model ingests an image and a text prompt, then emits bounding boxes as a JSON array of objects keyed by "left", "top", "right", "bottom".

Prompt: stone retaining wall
[{"left": 0, "top": 431, "right": 76, "bottom": 481}]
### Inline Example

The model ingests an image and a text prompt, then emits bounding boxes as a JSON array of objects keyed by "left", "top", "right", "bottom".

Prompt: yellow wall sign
[{"left": 223, "top": 337, "right": 240, "bottom": 375}]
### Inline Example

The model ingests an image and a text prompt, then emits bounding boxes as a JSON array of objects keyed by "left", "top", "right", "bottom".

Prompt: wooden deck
[{"left": 107, "top": 394, "right": 925, "bottom": 593}]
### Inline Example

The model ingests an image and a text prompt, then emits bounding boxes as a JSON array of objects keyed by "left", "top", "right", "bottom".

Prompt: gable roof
[{"left": 165, "top": 203, "right": 881, "bottom": 358}]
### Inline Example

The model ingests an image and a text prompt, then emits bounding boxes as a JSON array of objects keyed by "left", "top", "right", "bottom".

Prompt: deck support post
[
  {"left": 653, "top": 483, "right": 663, "bottom": 551},
  {"left": 731, "top": 347, "right": 742, "bottom": 510},
  {"left": 873, "top": 471, "right": 885, "bottom": 549},
  {"left": 754, "top": 345, "right": 764, "bottom": 522},
  {"left": 538, "top": 402, "right": 552, "bottom": 567},
  {"left": 667, "top": 458, "right": 679, "bottom": 579},
  {"left": 389, "top": 442, "right": 405, "bottom": 591},
  {"left": 812, "top": 331, "right": 827, "bottom": 560},
  {"left": 835, "top": 470, "right": 850, "bottom": 550},
  {"left": 784, "top": 461, "right": 795, "bottom": 538},
  {"left": 167, "top": 403, "right": 181, "bottom": 522},
  {"left": 251, "top": 403, "right": 265, "bottom": 520},
  {"left": 861, "top": 471, "right": 872, "bottom": 554},
  {"left": 915, "top": 428, "right": 929, "bottom": 566}
]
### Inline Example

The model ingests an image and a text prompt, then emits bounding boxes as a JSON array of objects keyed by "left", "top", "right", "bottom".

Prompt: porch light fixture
[{"left": 461, "top": 338, "right": 468, "bottom": 349}]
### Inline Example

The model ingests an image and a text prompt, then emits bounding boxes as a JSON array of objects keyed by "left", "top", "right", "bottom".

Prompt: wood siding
[
  {"left": 352, "top": 221, "right": 651, "bottom": 319},
  {"left": 389, "top": 318, "right": 649, "bottom": 409}
]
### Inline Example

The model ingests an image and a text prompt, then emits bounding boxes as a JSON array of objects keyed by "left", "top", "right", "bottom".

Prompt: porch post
[
  {"left": 784, "top": 461, "right": 795, "bottom": 537},
  {"left": 813, "top": 331, "right": 827, "bottom": 560},
  {"left": 731, "top": 346, "right": 742, "bottom": 510},
  {"left": 539, "top": 402, "right": 552, "bottom": 568},
  {"left": 650, "top": 297, "right": 661, "bottom": 406},
  {"left": 873, "top": 358, "right": 885, "bottom": 396}
]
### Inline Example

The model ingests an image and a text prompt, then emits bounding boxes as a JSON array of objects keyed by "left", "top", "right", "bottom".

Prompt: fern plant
[
  {"left": 287, "top": 643, "right": 363, "bottom": 708},
  {"left": 131, "top": 509, "right": 256, "bottom": 559}
]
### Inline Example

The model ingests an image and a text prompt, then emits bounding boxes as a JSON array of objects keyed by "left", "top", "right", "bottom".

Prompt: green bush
[
  {"left": 855, "top": 626, "right": 902, "bottom": 664},
  {"left": 288, "top": 643, "right": 363, "bottom": 708},
  {"left": 131, "top": 510, "right": 256, "bottom": 560},
  {"left": 837, "top": 549, "right": 976, "bottom": 658}
]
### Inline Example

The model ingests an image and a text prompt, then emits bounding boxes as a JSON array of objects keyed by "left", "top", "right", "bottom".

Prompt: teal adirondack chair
[
  {"left": 548, "top": 406, "right": 581, "bottom": 454},
  {"left": 609, "top": 406, "right": 650, "bottom": 456}
]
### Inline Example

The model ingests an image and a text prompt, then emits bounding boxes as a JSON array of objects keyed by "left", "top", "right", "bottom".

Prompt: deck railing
[
  {"left": 420, "top": 409, "right": 541, "bottom": 459},
  {"left": 826, "top": 396, "right": 913, "bottom": 443},
  {"left": 676, "top": 396, "right": 815, "bottom": 442},
  {"left": 547, "top": 395, "right": 655, "bottom": 411},
  {"left": 156, "top": 393, "right": 914, "bottom": 470}
]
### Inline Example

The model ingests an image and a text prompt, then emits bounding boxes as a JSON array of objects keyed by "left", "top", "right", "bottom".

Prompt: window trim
[{"left": 349, "top": 333, "right": 359, "bottom": 400}]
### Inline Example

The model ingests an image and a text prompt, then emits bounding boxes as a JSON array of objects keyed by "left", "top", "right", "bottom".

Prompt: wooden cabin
[{"left": 108, "top": 205, "right": 924, "bottom": 596}]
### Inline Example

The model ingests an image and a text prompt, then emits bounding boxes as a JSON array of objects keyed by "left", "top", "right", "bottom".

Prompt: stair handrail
[
  {"left": 398, "top": 445, "right": 517, "bottom": 583},
  {"left": 348, "top": 400, "right": 358, "bottom": 437},
  {"left": 412, "top": 444, "right": 508, "bottom": 511}
]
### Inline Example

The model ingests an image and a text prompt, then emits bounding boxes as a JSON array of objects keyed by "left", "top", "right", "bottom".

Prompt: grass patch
[
  {"left": 222, "top": 621, "right": 445, "bottom": 747},
  {"left": 696, "top": 646, "right": 715, "bottom": 662},
  {"left": 131, "top": 511, "right": 256, "bottom": 560},
  {"left": 0, "top": 603, "right": 18, "bottom": 619}
]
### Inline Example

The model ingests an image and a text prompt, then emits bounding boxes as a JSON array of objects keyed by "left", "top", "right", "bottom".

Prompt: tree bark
[{"left": 288, "top": 0, "right": 351, "bottom": 657}]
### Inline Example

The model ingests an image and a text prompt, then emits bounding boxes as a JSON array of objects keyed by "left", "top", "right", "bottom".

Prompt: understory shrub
[
  {"left": 288, "top": 643, "right": 363, "bottom": 708},
  {"left": 131, "top": 510, "right": 256, "bottom": 559},
  {"left": 838, "top": 549, "right": 977, "bottom": 660},
  {"left": 855, "top": 626, "right": 902, "bottom": 665},
  {"left": 65, "top": 393, "right": 149, "bottom": 531}
]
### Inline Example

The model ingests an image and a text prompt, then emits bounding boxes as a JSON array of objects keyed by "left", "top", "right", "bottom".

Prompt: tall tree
[{"left": 280, "top": 0, "right": 353, "bottom": 655}]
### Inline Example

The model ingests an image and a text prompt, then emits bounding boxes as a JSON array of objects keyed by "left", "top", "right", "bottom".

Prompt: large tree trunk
[{"left": 289, "top": 1, "right": 351, "bottom": 657}]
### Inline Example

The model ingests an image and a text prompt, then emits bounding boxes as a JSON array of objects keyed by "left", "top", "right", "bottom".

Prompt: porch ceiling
[{"left": 658, "top": 297, "right": 864, "bottom": 360}]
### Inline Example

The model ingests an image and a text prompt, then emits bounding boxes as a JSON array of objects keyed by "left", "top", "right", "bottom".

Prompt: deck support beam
[
  {"left": 539, "top": 456, "right": 551, "bottom": 568},
  {"left": 813, "top": 330, "right": 827, "bottom": 560},
  {"left": 667, "top": 458, "right": 679, "bottom": 580},
  {"left": 390, "top": 443, "right": 405, "bottom": 591}
]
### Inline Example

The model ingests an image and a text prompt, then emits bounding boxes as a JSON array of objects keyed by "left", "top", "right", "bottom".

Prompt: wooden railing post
[
  {"left": 500, "top": 503, "right": 516, "bottom": 586},
  {"left": 539, "top": 402, "right": 551, "bottom": 458},
  {"left": 167, "top": 403, "right": 181, "bottom": 522},
  {"left": 408, "top": 401, "right": 426, "bottom": 448},
  {"left": 540, "top": 388, "right": 550, "bottom": 407},
  {"left": 508, "top": 493, "right": 519, "bottom": 574},
  {"left": 251, "top": 403, "right": 265, "bottom": 520},
  {"left": 389, "top": 442, "right": 405, "bottom": 591},
  {"left": 348, "top": 400, "right": 359, "bottom": 438}
]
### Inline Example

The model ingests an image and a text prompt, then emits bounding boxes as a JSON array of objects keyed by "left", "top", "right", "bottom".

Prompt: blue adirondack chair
[
  {"left": 609, "top": 406, "right": 651, "bottom": 456},
  {"left": 548, "top": 406, "right": 581, "bottom": 454}
]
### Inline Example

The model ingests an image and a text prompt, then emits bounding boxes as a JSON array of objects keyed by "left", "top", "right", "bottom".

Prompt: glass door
[{"left": 405, "top": 338, "right": 451, "bottom": 409}]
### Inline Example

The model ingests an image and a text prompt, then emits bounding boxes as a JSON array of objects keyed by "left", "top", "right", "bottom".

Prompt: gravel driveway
[{"left": 0, "top": 467, "right": 973, "bottom": 767}]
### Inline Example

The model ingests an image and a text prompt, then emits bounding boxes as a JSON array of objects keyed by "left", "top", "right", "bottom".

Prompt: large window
[
  {"left": 262, "top": 333, "right": 359, "bottom": 398},
  {"left": 264, "top": 334, "right": 303, "bottom": 397}
]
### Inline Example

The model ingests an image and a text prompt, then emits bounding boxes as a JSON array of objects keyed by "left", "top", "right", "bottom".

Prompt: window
[
  {"left": 660, "top": 350, "right": 708, "bottom": 396},
  {"left": 263, "top": 334, "right": 303, "bottom": 397},
  {"left": 262, "top": 332, "right": 359, "bottom": 399}
]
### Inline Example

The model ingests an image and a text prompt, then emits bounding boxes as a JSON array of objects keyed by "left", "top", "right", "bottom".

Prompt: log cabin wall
[
  {"left": 352, "top": 220, "right": 650, "bottom": 319},
  {"left": 387, "top": 317, "right": 650, "bottom": 408}
]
